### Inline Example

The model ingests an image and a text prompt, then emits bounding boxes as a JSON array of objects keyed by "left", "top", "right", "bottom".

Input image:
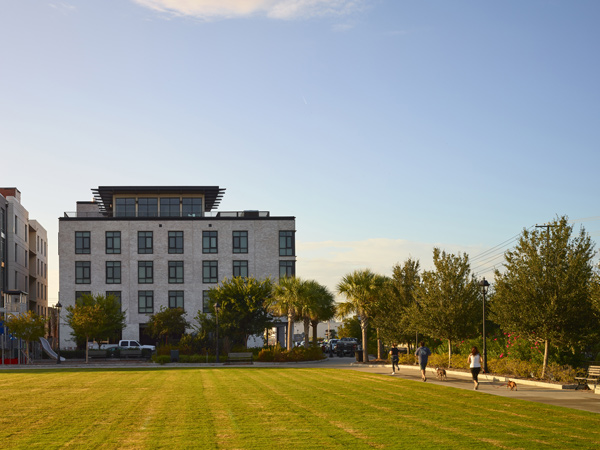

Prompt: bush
[
  {"left": 256, "top": 345, "right": 325, "bottom": 363},
  {"left": 152, "top": 355, "right": 171, "bottom": 365}
]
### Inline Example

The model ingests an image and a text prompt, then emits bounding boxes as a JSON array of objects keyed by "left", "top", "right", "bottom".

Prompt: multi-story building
[
  {"left": 0, "top": 187, "right": 49, "bottom": 316},
  {"left": 58, "top": 186, "right": 296, "bottom": 349}
]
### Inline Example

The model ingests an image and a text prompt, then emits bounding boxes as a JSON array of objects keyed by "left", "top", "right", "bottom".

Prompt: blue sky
[{"left": 1, "top": 0, "right": 599, "bottom": 305}]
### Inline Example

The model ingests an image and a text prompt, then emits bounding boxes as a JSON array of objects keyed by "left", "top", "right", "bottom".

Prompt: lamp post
[
  {"left": 479, "top": 278, "right": 490, "bottom": 373},
  {"left": 214, "top": 302, "right": 220, "bottom": 363},
  {"left": 56, "top": 301, "right": 62, "bottom": 365}
]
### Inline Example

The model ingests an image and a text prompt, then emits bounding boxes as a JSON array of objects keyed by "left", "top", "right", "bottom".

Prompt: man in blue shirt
[{"left": 415, "top": 341, "right": 432, "bottom": 382}]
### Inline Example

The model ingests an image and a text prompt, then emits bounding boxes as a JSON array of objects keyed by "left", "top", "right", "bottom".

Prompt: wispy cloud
[
  {"left": 131, "top": 0, "right": 366, "bottom": 20},
  {"left": 48, "top": 2, "right": 76, "bottom": 13}
]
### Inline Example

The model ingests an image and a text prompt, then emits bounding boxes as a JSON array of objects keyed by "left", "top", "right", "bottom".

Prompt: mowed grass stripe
[{"left": 1, "top": 368, "right": 599, "bottom": 450}]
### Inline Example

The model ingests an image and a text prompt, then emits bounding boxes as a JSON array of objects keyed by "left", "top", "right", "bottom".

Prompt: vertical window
[
  {"left": 202, "top": 290, "right": 210, "bottom": 313},
  {"left": 138, "top": 291, "right": 154, "bottom": 314},
  {"left": 106, "top": 261, "right": 121, "bottom": 284},
  {"left": 138, "top": 198, "right": 158, "bottom": 217},
  {"left": 75, "top": 261, "right": 91, "bottom": 284},
  {"left": 168, "top": 231, "right": 184, "bottom": 254},
  {"left": 75, "top": 231, "right": 91, "bottom": 254},
  {"left": 279, "top": 231, "right": 295, "bottom": 256},
  {"left": 233, "top": 260, "right": 248, "bottom": 278},
  {"left": 160, "top": 198, "right": 180, "bottom": 217},
  {"left": 168, "top": 261, "right": 184, "bottom": 283},
  {"left": 106, "top": 291, "right": 122, "bottom": 306},
  {"left": 106, "top": 231, "right": 121, "bottom": 254},
  {"left": 115, "top": 198, "right": 136, "bottom": 217},
  {"left": 203, "top": 261, "right": 218, "bottom": 283},
  {"left": 233, "top": 231, "right": 248, "bottom": 254},
  {"left": 203, "top": 231, "right": 218, "bottom": 254},
  {"left": 182, "top": 198, "right": 202, "bottom": 217},
  {"left": 138, "top": 231, "right": 153, "bottom": 254},
  {"left": 75, "top": 291, "right": 91, "bottom": 303},
  {"left": 279, "top": 261, "right": 295, "bottom": 279},
  {"left": 169, "top": 291, "right": 184, "bottom": 309},
  {"left": 138, "top": 261, "right": 154, "bottom": 284}
]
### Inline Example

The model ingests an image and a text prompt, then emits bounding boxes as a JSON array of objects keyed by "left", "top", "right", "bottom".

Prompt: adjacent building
[
  {"left": 0, "top": 187, "right": 49, "bottom": 317},
  {"left": 58, "top": 186, "right": 296, "bottom": 349}
]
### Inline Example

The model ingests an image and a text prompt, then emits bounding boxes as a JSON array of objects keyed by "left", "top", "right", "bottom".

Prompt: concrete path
[{"left": 4, "top": 355, "right": 599, "bottom": 414}]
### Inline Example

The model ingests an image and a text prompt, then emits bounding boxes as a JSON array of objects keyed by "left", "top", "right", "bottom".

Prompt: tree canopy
[
  {"left": 5, "top": 311, "right": 47, "bottom": 363},
  {"left": 491, "top": 216, "right": 599, "bottom": 377},
  {"left": 146, "top": 307, "right": 189, "bottom": 345}
]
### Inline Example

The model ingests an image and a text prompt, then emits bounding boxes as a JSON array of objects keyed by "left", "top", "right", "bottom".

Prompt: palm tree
[
  {"left": 337, "top": 269, "right": 386, "bottom": 363},
  {"left": 272, "top": 276, "right": 306, "bottom": 349},
  {"left": 302, "top": 280, "right": 336, "bottom": 348}
]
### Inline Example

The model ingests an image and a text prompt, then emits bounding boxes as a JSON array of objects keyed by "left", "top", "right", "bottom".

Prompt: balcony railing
[{"left": 63, "top": 210, "right": 271, "bottom": 219}]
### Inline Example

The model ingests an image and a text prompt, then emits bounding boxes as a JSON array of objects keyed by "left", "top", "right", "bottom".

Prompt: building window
[
  {"left": 160, "top": 198, "right": 180, "bottom": 217},
  {"left": 168, "top": 231, "right": 184, "bottom": 254},
  {"left": 279, "top": 231, "right": 295, "bottom": 256},
  {"left": 233, "top": 231, "right": 248, "bottom": 254},
  {"left": 169, "top": 291, "right": 184, "bottom": 309},
  {"left": 203, "top": 231, "right": 218, "bottom": 254},
  {"left": 233, "top": 260, "right": 248, "bottom": 278},
  {"left": 115, "top": 198, "right": 136, "bottom": 217},
  {"left": 138, "top": 231, "right": 153, "bottom": 254},
  {"left": 138, "top": 291, "right": 153, "bottom": 314},
  {"left": 182, "top": 198, "right": 203, "bottom": 217},
  {"left": 168, "top": 261, "right": 184, "bottom": 284},
  {"left": 202, "top": 290, "right": 210, "bottom": 313},
  {"left": 203, "top": 261, "right": 218, "bottom": 283},
  {"left": 138, "top": 198, "right": 158, "bottom": 217},
  {"left": 106, "top": 231, "right": 121, "bottom": 254},
  {"left": 279, "top": 260, "right": 295, "bottom": 279},
  {"left": 75, "top": 291, "right": 91, "bottom": 303},
  {"left": 106, "top": 261, "right": 121, "bottom": 284},
  {"left": 106, "top": 291, "right": 122, "bottom": 306},
  {"left": 75, "top": 261, "right": 91, "bottom": 284},
  {"left": 75, "top": 231, "right": 91, "bottom": 254},
  {"left": 138, "top": 261, "right": 154, "bottom": 284}
]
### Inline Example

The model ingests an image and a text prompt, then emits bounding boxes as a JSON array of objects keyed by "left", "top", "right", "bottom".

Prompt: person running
[
  {"left": 415, "top": 341, "right": 432, "bottom": 382},
  {"left": 468, "top": 346, "right": 482, "bottom": 390},
  {"left": 389, "top": 344, "right": 400, "bottom": 375}
]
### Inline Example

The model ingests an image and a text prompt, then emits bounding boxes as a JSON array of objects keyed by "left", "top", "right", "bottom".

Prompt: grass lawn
[{"left": 0, "top": 367, "right": 598, "bottom": 449}]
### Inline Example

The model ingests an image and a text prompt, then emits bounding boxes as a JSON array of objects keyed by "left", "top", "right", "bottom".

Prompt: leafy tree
[
  {"left": 491, "top": 216, "right": 598, "bottom": 377},
  {"left": 195, "top": 276, "right": 273, "bottom": 349},
  {"left": 271, "top": 276, "right": 306, "bottom": 349},
  {"left": 337, "top": 269, "right": 387, "bottom": 363},
  {"left": 5, "top": 311, "right": 47, "bottom": 363},
  {"left": 405, "top": 248, "right": 480, "bottom": 366},
  {"left": 66, "top": 293, "right": 126, "bottom": 363},
  {"left": 307, "top": 282, "right": 336, "bottom": 347},
  {"left": 146, "top": 307, "right": 189, "bottom": 345}
]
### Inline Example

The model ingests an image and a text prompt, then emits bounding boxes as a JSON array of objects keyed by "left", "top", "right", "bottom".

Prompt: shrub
[
  {"left": 256, "top": 345, "right": 325, "bottom": 363},
  {"left": 153, "top": 355, "right": 171, "bottom": 365}
]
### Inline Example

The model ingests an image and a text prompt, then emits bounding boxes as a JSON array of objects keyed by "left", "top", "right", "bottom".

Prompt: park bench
[
  {"left": 88, "top": 350, "right": 107, "bottom": 359},
  {"left": 574, "top": 365, "right": 600, "bottom": 390},
  {"left": 120, "top": 349, "right": 143, "bottom": 359},
  {"left": 225, "top": 352, "right": 253, "bottom": 365}
]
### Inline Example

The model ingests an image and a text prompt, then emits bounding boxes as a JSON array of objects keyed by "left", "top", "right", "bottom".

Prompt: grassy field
[{"left": 0, "top": 367, "right": 599, "bottom": 449}]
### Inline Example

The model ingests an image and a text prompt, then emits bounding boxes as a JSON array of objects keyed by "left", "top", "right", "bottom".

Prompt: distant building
[
  {"left": 0, "top": 187, "right": 49, "bottom": 316},
  {"left": 58, "top": 186, "right": 296, "bottom": 349}
]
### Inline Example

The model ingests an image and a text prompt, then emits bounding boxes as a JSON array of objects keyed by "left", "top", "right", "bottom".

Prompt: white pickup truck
[{"left": 98, "top": 340, "right": 156, "bottom": 352}]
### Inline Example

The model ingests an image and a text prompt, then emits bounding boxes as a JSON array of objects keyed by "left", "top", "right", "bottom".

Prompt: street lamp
[
  {"left": 56, "top": 301, "right": 62, "bottom": 365},
  {"left": 214, "top": 302, "right": 220, "bottom": 363},
  {"left": 479, "top": 278, "right": 490, "bottom": 373}
]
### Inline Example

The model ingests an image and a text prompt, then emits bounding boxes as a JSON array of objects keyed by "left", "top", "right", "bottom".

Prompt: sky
[{"left": 1, "top": 0, "right": 599, "bottom": 306}]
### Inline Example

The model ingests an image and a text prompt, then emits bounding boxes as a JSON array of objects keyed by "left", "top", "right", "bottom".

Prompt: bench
[
  {"left": 88, "top": 350, "right": 108, "bottom": 359},
  {"left": 225, "top": 352, "right": 253, "bottom": 365},
  {"left": 575, "top": 365, "right": 600, "bottom": 390},
  {"left": 120, "top": 349, "right": 143, "bottom": 359}
]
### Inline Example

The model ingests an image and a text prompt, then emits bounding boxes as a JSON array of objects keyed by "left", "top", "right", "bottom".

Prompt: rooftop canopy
[{"left": 92, "top": 186, "right": 226, "bottom": 214}]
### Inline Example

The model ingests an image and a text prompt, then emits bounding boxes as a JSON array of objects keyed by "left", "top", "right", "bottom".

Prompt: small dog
[
  {"left": 506, "top": 380, "right": 517, "bottom": 391},
  {"left": 435, "top": 367, "right": 447, "bottom": 380}
]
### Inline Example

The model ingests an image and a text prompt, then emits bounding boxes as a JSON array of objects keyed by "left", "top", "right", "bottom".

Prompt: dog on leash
[
  {"left": 435, "top": 367, "right": 447, "bottom": 380},
  {"left": 506, "top": 380, "right": 517, "bottom": 391}
]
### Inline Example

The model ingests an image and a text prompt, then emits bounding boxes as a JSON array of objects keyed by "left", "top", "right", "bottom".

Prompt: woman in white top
[{"left": 467, "top": 346, "right": 482, "bottom": 390}]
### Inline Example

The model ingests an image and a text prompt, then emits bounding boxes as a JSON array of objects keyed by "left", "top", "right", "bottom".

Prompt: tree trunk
[
  {"left": 311, "top": 320, "right": 318, "bottom": 347},
  {"left": 361, "top": 317, "right": 369, "bottom": 363},
  {"left": 287, "top": 310, "right": 294, "bottom": 350},
  {"left": 303, "top": 317, "right": 310, "bottom": 348},
  {"left": 448, "top": 339, "right": 452, "bottom": 367},
  {"left": 376, "top": 328, "right": 381, "bottom": 360},
  {"left": 542, "top": 339, "right": 549, "bottom": 379},
  {"left": 85, "top": 335, "right": 89, "bottom": 364}
]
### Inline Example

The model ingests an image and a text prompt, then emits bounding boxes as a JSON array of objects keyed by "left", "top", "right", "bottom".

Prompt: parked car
[
  {"left": 336, "top": 337, "right": 360, "bottom": 357},
  {"left": 118, "top": 340, "right": 156, "bottom": 352}
]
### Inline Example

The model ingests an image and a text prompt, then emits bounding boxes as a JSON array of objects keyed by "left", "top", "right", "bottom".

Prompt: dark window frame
[
  {"left": 233, "top": 260, "right": 248, "bottom": 278},
  {"left": 279, "top": 260, "right": 295, "bottom": 279},
  {"left": 75, "top": 231, "right": 91, "bottom": 254},
  {"left": 75, "top": 261, "right": 91, "bottom": 284},
  {"left": 168, "top": 290, "right": 184, "bottom": 309},
  {"left": 138, "top": 261, "right": 154, "bottom": 284},
  {"left": 138, "top": 291, "right": 154, "bottom": 314},
  {"left": 203, "top": 231, "right": 218, "bottom": 254},
  {"left": 232, "top": 231, "right": 248, "bottom": 254},
  {"left": 168, "top": 231, "right": 184, "bottom": 254},
  {"left": 203, "top": 261, "right": 218, "bottom": 283},
  {"left": 168, "top": 261, "right": 184, "bottom": 284},
  {"left": 138, "top": 197, "right": 158, "bottom": 217},
  {"left": 115, "top": 198, "right": 136, "bottom": 217},
  {"left": 279, "top": 231, "right": 295, "bottom": 256},
  {"left": 138, "top": 231, "right": 153, "bottom": 254},
  {"left": 106, "top": 231, "right": 121, "bottom": 254},
  {"left": 106, "top": 261, "right": 122, "bottom": 284}
]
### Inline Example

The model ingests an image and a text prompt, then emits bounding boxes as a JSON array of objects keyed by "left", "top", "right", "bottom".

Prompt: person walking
[
  {"left": 389, "top": 344, "right": 400, "bottom": 375},
  {"left": 415, "top": 341, "right": 431, "bottom": 382},
  {"left": 468, "top": 346, "right": 482, "bottom": 390}
]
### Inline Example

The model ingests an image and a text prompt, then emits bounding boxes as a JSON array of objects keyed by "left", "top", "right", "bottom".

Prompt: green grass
[{"left": 0, "top": 368, "right": 598, "bottom": 449}]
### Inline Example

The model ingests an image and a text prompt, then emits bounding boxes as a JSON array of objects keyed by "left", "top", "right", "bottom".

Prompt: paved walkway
[{"left": 3, "top": 355, "right": 599, "bottom": 414}]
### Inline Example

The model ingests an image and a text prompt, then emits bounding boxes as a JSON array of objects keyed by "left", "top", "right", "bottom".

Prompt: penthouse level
[{"left": 58, "top": 186, "right": 296, "bottom": 348}]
